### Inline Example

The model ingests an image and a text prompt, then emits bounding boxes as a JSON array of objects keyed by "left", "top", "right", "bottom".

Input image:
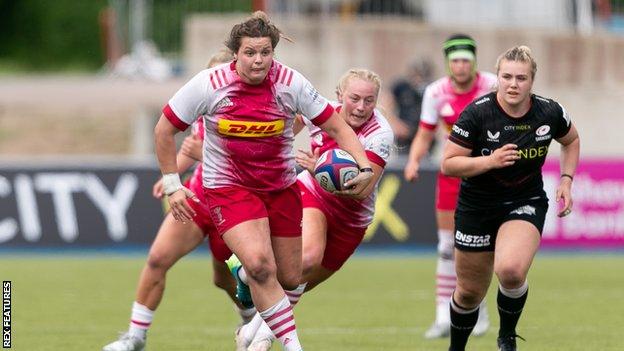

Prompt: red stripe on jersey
[
  {"left": 286, "top": 70, "right": 294, "bottom": 86},
  {"left": 162, "top": 104, "right": 190, "bottom": 131},
  {"left": 215, "top": 70, "right": 224, "bottom": 87},
  {"left": 275, "top": 67, "right": 283, "bottom": 83},
  {"left": 362, "top": 125, "right": 381, "bottom": 138},
  {"left": 209, "top": 73, "right": 217, "bottom": 90},
  {"left": 311, "top": 104, "right": 335, "bottom": 126},
  {"left": 219, "top": 69, "right": 229, "bottom": 84},
  {"left": 280, "top": 68, "right": 288, "bottom": 84},
  {"left": 419, "top": 121, "right": 437, "bottom": 130},
  {"left": 366, "top": 150, "right": 386, "bottom": 168}
]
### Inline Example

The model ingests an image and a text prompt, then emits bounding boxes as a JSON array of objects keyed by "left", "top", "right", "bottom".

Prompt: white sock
[
  {"left": 236, "top": 305, "right": 257, "bottom": 324},
  {"left": 285, "top": 283, "right": 307, "bottom": 307},
  {"left": 436, "top": 229, "right": 456, "bottom": 325},
  {"left": 260, "top": 296, "right": 302, "bottom": 351},
  {"left": 128, "top": 302, "right": 154, "bottom": 339},
  {"left": 499, "top": 280, "right": 528, "bottom": 298},
  {"left": 239, "top": 312, "right": 265, "bottom": 345}
]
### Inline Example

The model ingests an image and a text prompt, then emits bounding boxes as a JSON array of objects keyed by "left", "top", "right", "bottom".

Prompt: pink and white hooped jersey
[
  {"left": 163, "top": 60, "right": 334, "bottom": 191},
  {"left": 297, "top": 104, "right": 394, "bottom": 228},
  {"left": 187, "top": 118, "right": 205, "bottom": 192},
  {"left": 419, "top": 72, "right": 496, "bottom": 133}
]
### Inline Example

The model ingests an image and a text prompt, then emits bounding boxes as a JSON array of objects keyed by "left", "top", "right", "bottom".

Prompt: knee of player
[
  {"left": 455, "top": 284, "right": 486, "bottom": 307},
  {"left": 146, "top": 249, "right": 175, "bottom": 271},
  {"left": 245, "top": 256, "right": 277, "bottom": 284},
  {"left": 495, "top": 265, "right": 527, "bottom": 288},
  {"left": 302, "top": 250, "right": 323, "bottom": 275}
]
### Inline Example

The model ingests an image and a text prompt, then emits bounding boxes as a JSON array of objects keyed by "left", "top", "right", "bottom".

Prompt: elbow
[{"left": 440, "top": 160, "right": 452, "bottom": 176}]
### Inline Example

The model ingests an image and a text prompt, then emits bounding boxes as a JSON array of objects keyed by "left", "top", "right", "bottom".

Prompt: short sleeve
[
  {"left": 419, "top": 85, "right": 439, "bottom": 130},
  {"left": 448, "top": 108, "right": 479, "bottom": 149},
  {"left": 553, "top": 102, "right": 572, "bottom": 139},
  {"left": 293, "top": 71, "right": 334, "bottom": 126},
  {"left": 164, "top": 70, "right": 211, "bottom": 131},
  {"left": 364, "top": 129, "right": 394, "bottom": 168}
]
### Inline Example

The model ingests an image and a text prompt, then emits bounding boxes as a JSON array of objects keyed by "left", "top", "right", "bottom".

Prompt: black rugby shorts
[{"left": 454, "top": 199, "right": 548, "bottom": 252}]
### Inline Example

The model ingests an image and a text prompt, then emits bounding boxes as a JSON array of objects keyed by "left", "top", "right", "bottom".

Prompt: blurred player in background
[
  {"left": 153, "top": 12, "right": 374, "bottom": 351},
  {"left": 403, "top": 33, "right": 496, "bottom": 338},
  {"left": 229, "top": 68, "right": 394, "bottom": 351},
  {"left": 387, "top": 58, "right": 434, "bottom": 153},
  {"left": 102, "top": 49, "right": 252, "bottom": 351},
  {"left": 442, "top": 46, "right": 579, "bottom": 351}
]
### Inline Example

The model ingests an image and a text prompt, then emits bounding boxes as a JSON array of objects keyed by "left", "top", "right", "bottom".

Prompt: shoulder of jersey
[
  {"left": 532, "top": 94, "right": 561, "bottom": 113},
  {"left": 204, "top": 62, "right": 234, "bottom": 91},
  {"left": 425, "top": 76, "right": 449, "bottom": 95},
  {"left": 272, "top": 60, "right": 299, "bottom": 87},
  {"left": 372, "top": 108, "right": 394, "bottom": 133},
  {"left": 470, "top": 92, "right": 495, "bottom": 109}
]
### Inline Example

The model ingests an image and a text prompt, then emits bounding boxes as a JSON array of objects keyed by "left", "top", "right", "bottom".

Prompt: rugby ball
[{"left": 313, "top": 149, "right": 359, "bottom": 192}]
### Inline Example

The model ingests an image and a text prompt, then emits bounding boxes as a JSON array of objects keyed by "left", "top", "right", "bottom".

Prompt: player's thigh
[
  {"left": 222, "top": 217, "right": 275, "bottom": 273},
  {"left": 302, "top": 207, "right": 328, "bottom": 267},
  {"left": 148, "top": 213, "right": 204, "bottom": 266},
  {"left": 455, "top": 250, "right": 494, "bottom": 301},
  {"left": 494, "top": 220, "right": 541, "bottom": 286}
]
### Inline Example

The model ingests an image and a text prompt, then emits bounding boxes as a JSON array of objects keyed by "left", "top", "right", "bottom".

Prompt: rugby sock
[
  {"left": 260, "top": 295, "right": 302, "bottom": 351},
  {"left": 128, "top": 302, "right": 154, "bottom": 339},
  {"left": 497, "top": 281, "right": 529, "bottom": 338},
  {"left": 449, "top": 296, "right": 479, "bottom": 351},
  {"left": 237, "top": 305, "right": 257, "bottom": 324},
  {"left": 436, "top": 229, "right": 456, "bottom": 325},
  {"left": 239, "top": 312, "right": 265, "bottom": 345},
  {"left": 285, "top": 283, "right": 307, "bottom": 307}
]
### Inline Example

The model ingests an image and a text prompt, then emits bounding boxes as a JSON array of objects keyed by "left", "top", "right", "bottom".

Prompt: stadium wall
[
  {"left": 186, "top": 15, "right": 624, "bottom": 157},
  {"left": 1, "top": 160, "right": 623, "bottom": 250}
]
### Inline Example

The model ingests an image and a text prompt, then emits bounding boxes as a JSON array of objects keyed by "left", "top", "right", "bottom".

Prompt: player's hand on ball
[
  {"left": 335, "top": 169, "right": 373, "bottom": 197},
  {"left": 489, "top": 143, "right": 520, "bottom": 169},
  {"left": 296, "top": 148, "right": 320, "bottom": 173},
  {"left": 167, "top": 187, "right": 198, "bottom": 223}
]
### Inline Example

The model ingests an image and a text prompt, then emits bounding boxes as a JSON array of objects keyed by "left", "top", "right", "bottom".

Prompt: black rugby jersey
[{"left": 448, "top": 92, "right": 572, "bottom": 210}]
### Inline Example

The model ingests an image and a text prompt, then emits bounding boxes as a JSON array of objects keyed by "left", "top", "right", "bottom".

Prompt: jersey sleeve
[
  {"left": 364, "top": 129, "right": 394, "bottom": 168},
  {"left": 292, "top": 71, "right": 334, "bottom": 126},
  {"left": 448, "top": 107, "right": 479, "bottom": 149},
  {"left": 553, "top": 102, "right": 572, "bottom": 139},
  {"left": 418, "top": 84, "right": 439, "bottom": 130},
  {"left": 163, "top": 70, "right": 212, "bottom": 131}
]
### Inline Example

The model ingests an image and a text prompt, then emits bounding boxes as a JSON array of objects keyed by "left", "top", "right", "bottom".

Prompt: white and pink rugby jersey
[
  {"left": 297, "top": 104, "right": 394, "bottom": 228},
  {"left": 163, "top": 60, "right": 334, "bottom": 191},
  {"left": 187, "top": 117, "right": 205, "bottom": 191},
  {"left": 419, "top": 72, "right": 496, "bottom": 133}
]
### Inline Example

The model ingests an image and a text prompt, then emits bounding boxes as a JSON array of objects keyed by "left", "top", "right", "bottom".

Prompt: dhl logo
[{"left": 217, "top": 119, "right": 284, "bottom": 137}]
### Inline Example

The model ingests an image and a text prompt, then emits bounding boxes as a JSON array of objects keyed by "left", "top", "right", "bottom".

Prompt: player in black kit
[{"left": 441, "top": 46, "right": 580, "bottom": 351}]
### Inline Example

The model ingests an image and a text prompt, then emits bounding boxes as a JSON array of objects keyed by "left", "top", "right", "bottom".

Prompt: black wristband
[
  {"left": 561, "top": 173, "right": 574, "bottom": 181},
  {"left": 359, "top": 167, "right": 373, "bottom": 173}
]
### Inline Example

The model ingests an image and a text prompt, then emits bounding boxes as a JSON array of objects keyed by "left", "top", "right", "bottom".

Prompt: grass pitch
[{"left": 1, "top": 252, "right": 623, "bottom": 350}]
